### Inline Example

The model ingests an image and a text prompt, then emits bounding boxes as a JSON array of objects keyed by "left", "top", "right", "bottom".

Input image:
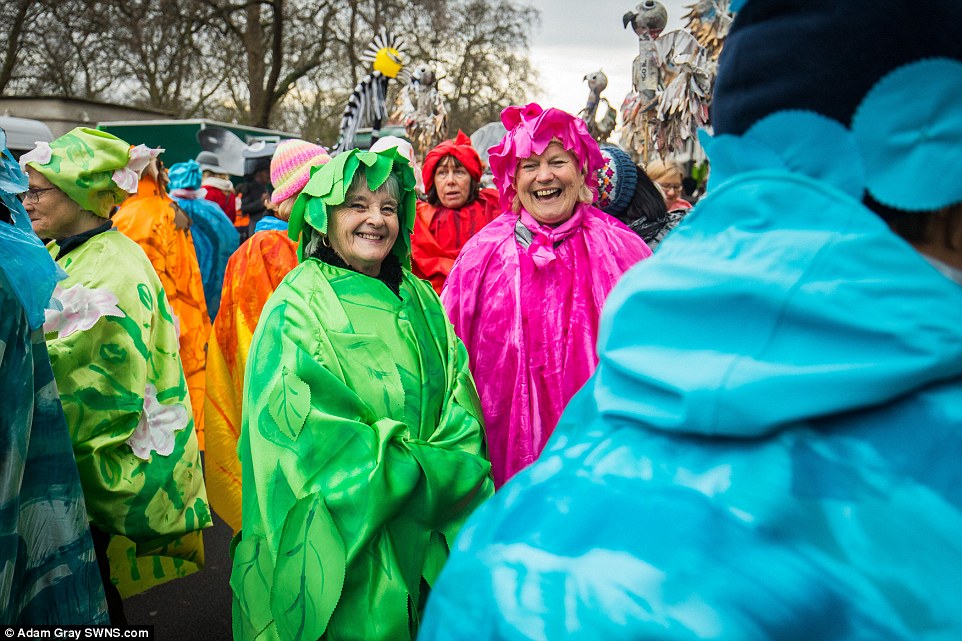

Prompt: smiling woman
[
  {"left": 441, "top": 103, "right": 651, "bottom": 487},
  {"left": 321, "top": 171, "right": 401, "bottom": 277},
  {"left": 230, "top": 146, "right": 493, "bottom": 641},
  {"left": 514, "top": 140, "right": 593, "bottom": 225}
]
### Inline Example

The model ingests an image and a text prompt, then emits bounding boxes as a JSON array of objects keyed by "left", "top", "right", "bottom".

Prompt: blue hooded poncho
[
  {"left": 168, "top": 160, "right": 239, "bottom": 320},
  {"left": 419, "top": 1, "right": 962, "bottom": 638}
]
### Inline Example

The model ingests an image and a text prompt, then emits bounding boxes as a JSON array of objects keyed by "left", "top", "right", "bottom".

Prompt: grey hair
[{"left": 303, "top": 226, "right": 325, "bottom": 257}]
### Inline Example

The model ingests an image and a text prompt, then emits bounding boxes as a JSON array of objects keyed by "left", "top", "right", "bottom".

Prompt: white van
[{"left": 0, "top": 115, "right": 54, "bottom": 159}]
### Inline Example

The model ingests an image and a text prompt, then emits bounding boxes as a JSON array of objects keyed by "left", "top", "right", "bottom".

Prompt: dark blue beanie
[{"left": 713, "top": 0, "right": 962, "bottom": 135}]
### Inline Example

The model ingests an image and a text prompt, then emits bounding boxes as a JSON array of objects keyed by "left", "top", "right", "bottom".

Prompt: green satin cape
[{"left": 231, "top": 258, "right": 493, "bottom": 641}]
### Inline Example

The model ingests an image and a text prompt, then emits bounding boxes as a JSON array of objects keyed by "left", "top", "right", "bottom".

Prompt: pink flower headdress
[{"left": 488, "top": 103, "right": 605, "bottom": 211}]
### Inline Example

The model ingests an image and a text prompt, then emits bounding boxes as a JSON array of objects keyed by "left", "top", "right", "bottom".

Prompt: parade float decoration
[
  {"left": 619, "top": 0, "right": 733, "bottom": 161},
  {"left": 683, "top": 0, "right": 733, "bottom": 60},
  {"left": 578, "top": 70, "right": 618, "bottom": 144},
  {"left": 392, "top": 62, "right": 448, "bottom": 156},
  {"left": 334, "top": 30, "right": 407, "bottom": 153}
]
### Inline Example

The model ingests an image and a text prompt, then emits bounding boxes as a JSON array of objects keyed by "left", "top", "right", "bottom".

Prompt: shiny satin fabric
[
  {"left": 172, "top": 195, "right": 240, "bottom": 321},
  {"left": 0, "top": 269, "right": 108, "bottom": 625},
  {"left": 420, "top": 174, "right": 962, "bottom": 640},
  {"left": 45, "top": 231, "right": 210, "bottom": 598},
  {"left": 113, "top": 176, "right": 211, "bottom": 449},
  {"left": 411, "top": 189, "right": 501, "bottom": 294},
  {"left": 204, "top": 229, "right": 299, "bottom": 533},
  {"left": 230, "top": 259, "right": 493, "bottom": 641},
  {"left": 441, "top": 203, "right": 650, "bottom": 487}
]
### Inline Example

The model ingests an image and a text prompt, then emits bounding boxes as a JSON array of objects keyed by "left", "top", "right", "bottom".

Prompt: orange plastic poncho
[
  {"left": 203, "top": 229, "right": 298, "bottom": 531},
  {"left": 112, "top": 175, "right": 211, "bottom": 448}
]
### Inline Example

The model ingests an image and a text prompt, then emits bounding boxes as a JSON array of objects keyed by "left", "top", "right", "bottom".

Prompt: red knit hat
[{"left": 422, "top": 131, "right": 483, "bottom": 193}]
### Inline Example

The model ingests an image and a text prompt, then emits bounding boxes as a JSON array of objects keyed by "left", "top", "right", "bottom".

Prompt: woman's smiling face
[
  {"left": 514, "top": 141, "right": 585, "bottom": 225},
  {"left": 328, "top": 181, "right": 400, "bottom": 277}
]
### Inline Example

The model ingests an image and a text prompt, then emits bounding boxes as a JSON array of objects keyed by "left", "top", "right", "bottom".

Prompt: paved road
[{"left": 125, "top": 462, "right": 234, "bottom": 640}]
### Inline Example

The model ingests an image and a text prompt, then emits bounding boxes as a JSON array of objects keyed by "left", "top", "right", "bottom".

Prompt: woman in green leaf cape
[
  {"left": 230, "top": 147, "right": 494, "bottom": 641},
  {"left": 20, "top": 128, "right": 210, "bottom": 621}
]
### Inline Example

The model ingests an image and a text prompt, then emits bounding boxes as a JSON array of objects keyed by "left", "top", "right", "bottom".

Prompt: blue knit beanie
[{"left": 595, "top": 144, "right": 638, "bottom": 218}]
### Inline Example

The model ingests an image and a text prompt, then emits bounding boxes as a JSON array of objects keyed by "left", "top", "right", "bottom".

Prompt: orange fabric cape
[
  {"left": 112, "top": 176, "right": 211, "bottom": 448},
  {"left": 410, "top": 188, "right": 501, "bottom": 294},
  {"left": 203, "top": 229, "right": 298, "bottom": 531}
]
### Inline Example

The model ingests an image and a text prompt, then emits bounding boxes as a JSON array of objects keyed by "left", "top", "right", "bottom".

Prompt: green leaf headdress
[{"left": 288, "top": 147, "right": 418, "bottom": 268}]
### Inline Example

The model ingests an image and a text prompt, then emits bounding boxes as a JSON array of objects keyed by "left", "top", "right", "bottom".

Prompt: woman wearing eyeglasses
[
  {"left": 19, "top": 128, "right": 209, "bottom": 624},
  {"left": 646, "top": 157, "right": 692, "bottom": 212}
]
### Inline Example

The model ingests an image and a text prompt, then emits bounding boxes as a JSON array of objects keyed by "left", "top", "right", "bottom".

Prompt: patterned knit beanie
[
  {"left": 270, "top": 139, "right": 331, "bottom": 205},
  {"left": 595, "top": 145, "right": 638, "bottom": 218},
  {"left": 710, "top": 0, "right": 962, "bottom": 213}
]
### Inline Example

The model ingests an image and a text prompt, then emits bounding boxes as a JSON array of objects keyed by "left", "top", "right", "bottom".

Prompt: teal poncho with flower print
[
  {"left": 230, "top": 148, "right": 493, "bottom": 641},
  {"left": 45, "top": 230, "right": 211, "bottom": 597}
]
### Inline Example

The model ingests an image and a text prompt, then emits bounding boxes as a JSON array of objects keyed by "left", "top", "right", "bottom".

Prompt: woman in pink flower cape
[
  {"left": 20, "top": 128, "right": 210, "bottom": 623},
  {"left": 441, "top": 104, "right": 651, "bottom": 487}
]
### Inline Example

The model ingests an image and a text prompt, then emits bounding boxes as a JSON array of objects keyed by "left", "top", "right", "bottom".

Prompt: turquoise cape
[
  {"left": 420, "top": 150, "right": 962, "bottom": 639},
  {"left": 0, "top": 229, "right": 107, "bottom": 625}
]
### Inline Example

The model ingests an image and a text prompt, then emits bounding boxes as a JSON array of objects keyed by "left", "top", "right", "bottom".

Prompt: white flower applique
[
  {"left": 128, "top": 383, "right": 189, "bottom": 460},
  {"left": 18, "top": 141, "right": 53, "bottom": 169},
  {"left": 44, "top": 283, "right": 125, "bottom": 338},
  {"left": 112, "top": 144, "right": 163, "bottom": 193}
]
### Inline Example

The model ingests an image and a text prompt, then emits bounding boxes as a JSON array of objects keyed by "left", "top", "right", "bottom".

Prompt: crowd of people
[{"left": 2, "top": 0, "right": 961, "bottom": 638}]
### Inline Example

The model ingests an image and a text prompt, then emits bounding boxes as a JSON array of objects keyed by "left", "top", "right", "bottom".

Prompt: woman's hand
[{"left": 172, "top": 203, "right": 192, "bottom": 230}]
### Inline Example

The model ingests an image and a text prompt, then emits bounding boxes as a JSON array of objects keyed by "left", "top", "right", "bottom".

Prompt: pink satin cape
[{"left": 441, "top": 203, "right": 650, "bottom": 486}]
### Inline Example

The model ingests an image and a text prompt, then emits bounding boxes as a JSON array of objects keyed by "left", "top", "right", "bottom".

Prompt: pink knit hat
[{"left": 270, "top": 139, "right": 331, "bottom": 205}]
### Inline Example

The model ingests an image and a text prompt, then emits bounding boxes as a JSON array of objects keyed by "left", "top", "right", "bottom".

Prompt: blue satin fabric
[
  {"left": 174, "top": 197, "right": 239, "bottom": 320},
  {"left": 0, "top": 138, "right": 63, "bottom": 330},
  {"left": 253, "top": 215, "right": 288, "bottom": 233},
  {"left": 419, "top": 159, "right": 962, "bottom": 638}
]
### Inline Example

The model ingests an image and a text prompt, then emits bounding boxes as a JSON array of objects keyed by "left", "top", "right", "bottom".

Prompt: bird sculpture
[
  {"left": 334, "top": 30, "right": 406, "bottom": 154},
  {"left": 578, "top": 71, "right": 617, "bottom": 144},
  {"left": 392, "top": 62, "right": 448, "bottom": 156},
  {"left": 619, "top": 0, "right": 728, "bottom": 161}
]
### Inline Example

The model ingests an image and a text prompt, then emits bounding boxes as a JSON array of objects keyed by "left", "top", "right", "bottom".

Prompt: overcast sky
[{"left": 525, "top": 0, "right": 691, "bottom": 115}]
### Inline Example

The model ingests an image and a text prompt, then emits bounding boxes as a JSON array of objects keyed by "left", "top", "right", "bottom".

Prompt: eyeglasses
[
  {"left": 657, "top": 183, "right": 683, "bottom": 193},
  {"left": 19, "top": 187, "right": 59, "bottom": 203}
]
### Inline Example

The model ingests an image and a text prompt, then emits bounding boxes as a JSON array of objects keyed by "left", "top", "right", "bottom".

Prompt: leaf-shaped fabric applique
[
  {"left": 271, "top": 493, "right": 346, "bottom": 641},
  {"left": 229, "top": 534, "right": 276, "bottom": 638},
  {"left": 268, "top": 366, "right": 311, "bottom": 441}
]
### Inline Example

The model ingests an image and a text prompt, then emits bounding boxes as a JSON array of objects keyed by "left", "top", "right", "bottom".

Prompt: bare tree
[
  {"left": 3, "top": 0, "right": 539, "bottom": 139},
  {"left": 103, "top": 0, "right": 232, "bottom": 116},
  {"left": 435, "top": 0, "right": 539, "bottom": 134},
  {"left": 200, "top": 0, "right": 342, "bottom": 128},
  {"left": 0, "top": 0, "right": 41, "bottom": 94},
  {"left": 15, "top": 0, "right": 116, "bottom": 99},
  {"left": 286, "top": 0, "right": 540, "bottom": 144}
]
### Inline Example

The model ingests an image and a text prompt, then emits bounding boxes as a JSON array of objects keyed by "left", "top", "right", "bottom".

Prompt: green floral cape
[
  {"left": 45, "top": 230, "right": 211, "bottom": 597},
  {"left": 231, "top": 259, "right": 493, "bottom": 641}
]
